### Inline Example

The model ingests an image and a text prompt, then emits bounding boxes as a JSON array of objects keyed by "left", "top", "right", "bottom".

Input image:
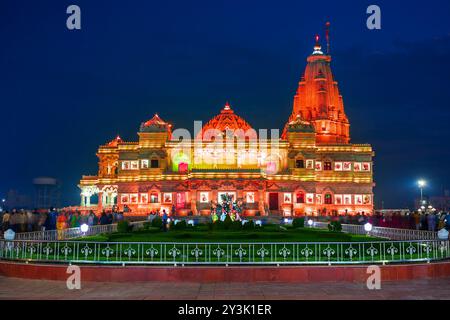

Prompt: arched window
[
  {"left": 296, "top": 192, "right": 305, "bottom": 204},
  {"left": 150, "top": 158, "right": 159, "bottom": 168},
  {"left": 324, "top": 193, "right": 333, "bottom": 204},
  {"left": 150, "top": 192, "right": 159, "bottom": 203},
  {"left": 295, "top": 159, "right": 305, "bottom": 169}
]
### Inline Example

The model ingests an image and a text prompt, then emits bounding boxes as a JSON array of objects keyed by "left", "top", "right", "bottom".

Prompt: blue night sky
[{"left": 1, "top": 0, "right": 450, "bottom": 208}]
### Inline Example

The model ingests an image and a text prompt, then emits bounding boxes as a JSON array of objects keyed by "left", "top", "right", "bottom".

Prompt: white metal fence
[
  {"left": 0, "top": 239, "right": 448, "bottom": 265},
  {"left": 13, "top": 224, "right": 117, "bottom": 241},
  {"left": 311, "top": 221, "right": 438, "bottom": 241}
]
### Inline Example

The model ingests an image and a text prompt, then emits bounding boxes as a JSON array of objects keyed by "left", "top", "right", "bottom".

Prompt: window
[
  {"left": 140, "top": 193, "right": 149, "bottom": 204},
  {"left": 163, "top": 193, "right": 172, "bottom": 203},
  {"left": 324, "top": 161, "right": 332, "bottom": 171},
  {"left": 343, "top": 162, "right": 352, "bottom": 171},
  {"left": 306, "top": 160, "right": 314, "bottom": 169},
  {"left": 130, "top": 194, "right": 139, "bottom": 204},
  {"left": 150, "top": 192, "right": 159, "bottom": 203},
  {"left": 283, "top": 193, "right": 292, "bottom": 204},
  {"left": 200, "top": 192, "right": 209, "bottom": 203},
  {"left": 141, "top": 159, "right": 149, "bottom": 169},
  {"left": 122, "top": 161, "right": 130, "bottom": 170},
  {"left": 246, "top": 192, "right": 255, "bottom": 203},
  {"left": 296, "top": 192, "right": 305, "bottom": 204},
  {"left": 343, "top": 194, "right": 352, "bottom": 205},
  {"left": 315, "top": 161, "right": 322, "bottom": 171},
  {"left": 315, "top": 194, "right": 322, "bottom": 204},
  {"left": 335, "top": 195, "right": 343, "bottom": 205},
  {"left": 151, "top": 159, "right": 159, "bottom": 168},
  {"left": 363, "top": 195, "right": 372, "bottom": 204},
  {"left": 324, "top": 193, "right": 332, "bottom": 204},
  {"left": 334, "top": 162, "right": 343, "bottom": 171},
  {"left": 306, "top": 193, "right": 314, "bottom": 204},
  {"left": 178, "top": 162, "right": 188, "bottom": 173},
  {"left": 295, "top": 159, "right": 304, "bottom": 169},
  {"left": 130, "top": 161, "right": 139, "bottom": 170},
  {"left": 120, "top": 194, "right": 129, "bottom": 204}
]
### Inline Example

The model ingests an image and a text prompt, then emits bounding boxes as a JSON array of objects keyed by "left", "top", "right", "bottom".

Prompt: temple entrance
[
  {"left": 176, "top": 192, "right": 186, "bottom": 209},
  {"left": 268, "top": 192, "right": 279, "bottom": 211}
]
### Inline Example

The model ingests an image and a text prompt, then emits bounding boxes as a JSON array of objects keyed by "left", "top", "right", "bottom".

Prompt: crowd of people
[
  {"left": 330, "top": 211, "right": 450, "bottom": 231},
  {"left": 0, "top": 208, "right": 125, "bottom": 234}
]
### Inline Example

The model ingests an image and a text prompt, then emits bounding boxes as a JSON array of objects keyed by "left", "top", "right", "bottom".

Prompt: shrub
[
  {"left": 117, "top": 220, "right": 130, "bottom": 233},
  {"left": 151, "top": 216, "right": 163, "bottom": 229},
  {"left": 328, "top": 221, "right": 342, "bottom": 232},
  {"left": 293, "top": 217, "right": 305, "bottom": 228},
  {"left": 223, "top": 214, "right": 233, "bottom": 230},
  {"left": 230, "top": 221, "right": 242, "bottom": 231},
  {"left": 242, "top": 220, "right": 255, "bottom": 230},
  {"left": 143, "top": 222, "right": 151, "bottom": 230},
  {"left": 172, "top": 220, "right": 187, "bottom": 230}
]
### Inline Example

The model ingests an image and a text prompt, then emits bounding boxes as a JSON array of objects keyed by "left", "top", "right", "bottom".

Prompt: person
[
  {"left": 57, "top": 212, "right": 68, "bottom": 240},
  {"left": 413, "top": 212, "right": 421, "bottom": 230},
  {"left": 87, "top": 212, "right": 95, "bottom": 226},
  {"left": 46, "top": 208, "right": 58, "bottom": 231},
  {"left": 171, "top": 205, "right": 176, "bottom": 216},
  {"left": 99, "top": 212, "right": 109, "bottom": 225},
  {"left": 2, "top": 211, "right": 10, "bottom": 232},
  {"left": 162, "top": 210, "right": 168, "bottom": 232},
  {"left": 445, "top": 212, "right": 450, "bottom": 231},
  {"left": 107, "top": 212, "right": 113, "bottom": 224},
  {"left": 26, "top": 210, "right": 34, "bottom": 232},
  {"left": 93, "top": 212, "right": 99, "bottom": 225},
  {"left": 69, "top": 211, "right": 81, "bottom": 228},
  {"left": 427, "top": 213, "right": 436, "bottom": 232}
]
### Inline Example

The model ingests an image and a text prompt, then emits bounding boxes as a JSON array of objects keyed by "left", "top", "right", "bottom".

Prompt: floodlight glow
[
  {"left": 418, "top": 180, "right": 426, "bottom": 187},
  {"left": 80, "top": 224, "right": 89, "bottom": 233},
  {"left": 307, "top": 219, "right": 313, "bottom": 226},
  {"left": 364, "top": 223, "right": 373, "bottom": 232}
]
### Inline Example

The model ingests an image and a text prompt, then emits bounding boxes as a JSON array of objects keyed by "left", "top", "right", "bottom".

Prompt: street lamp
[{"left": 418, "top": 180, "right": 426, "bottom": 205}]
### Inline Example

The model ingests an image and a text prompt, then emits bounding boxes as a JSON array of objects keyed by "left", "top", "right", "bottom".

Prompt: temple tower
[{"left": 284, "top": 35, "right": 350, "bottom": 144}]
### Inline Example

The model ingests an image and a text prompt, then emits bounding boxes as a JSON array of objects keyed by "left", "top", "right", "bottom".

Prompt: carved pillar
[
  {"left": 81, "top": 195, "right": 86, "bottom": 207},
  {"left": 98, "top": 192, "right": 103, "bottom": 210},
  {"left": 258, "top": 189, "right": 266, "bottom": 216},
  {"left": 190, "top": 190, "right": 198, "bottom": 215}
]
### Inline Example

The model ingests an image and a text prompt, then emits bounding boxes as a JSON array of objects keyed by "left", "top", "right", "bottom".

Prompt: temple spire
[{"left": 312, "top": 34, "right": 323, "bottom": 55}]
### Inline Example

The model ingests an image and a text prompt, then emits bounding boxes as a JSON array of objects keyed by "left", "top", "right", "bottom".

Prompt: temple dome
[
  {"left": 198, "top": 103, "right": 254, "bottom": 139},
  {"left": 140, "top": 113, "right": 171, "bottom": 133}
]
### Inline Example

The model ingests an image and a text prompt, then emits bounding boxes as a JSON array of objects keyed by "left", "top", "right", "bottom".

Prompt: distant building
[
  {"left": 33, "top": 177, "right": 61, "bottom": 209},
  {"left": 5, "top": 189, "right": 32, "bottom": 209}
]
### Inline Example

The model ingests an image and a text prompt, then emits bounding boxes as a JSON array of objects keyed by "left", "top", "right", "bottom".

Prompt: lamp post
[{"left": 418, "top": 180, "right": 426, "bottom": 207}]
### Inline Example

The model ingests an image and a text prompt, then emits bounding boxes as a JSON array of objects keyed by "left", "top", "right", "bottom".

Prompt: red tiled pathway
[{"left": 0, "top": 276, "right": 449, "bottom": 300}]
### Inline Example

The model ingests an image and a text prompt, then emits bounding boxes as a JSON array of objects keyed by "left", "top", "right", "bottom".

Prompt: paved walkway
[{"left": 0, "top": 276, "right": 449, "bottom": 299}]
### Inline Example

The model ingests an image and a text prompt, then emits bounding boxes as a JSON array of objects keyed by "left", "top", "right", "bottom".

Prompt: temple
[{"left": 78, "top": 34, "right": 375, "bottom": 216}]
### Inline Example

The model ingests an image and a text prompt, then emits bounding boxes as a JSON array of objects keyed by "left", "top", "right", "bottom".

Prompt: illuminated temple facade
[{"left": 79, "top": 38, "right": 375, "bottom": 216}]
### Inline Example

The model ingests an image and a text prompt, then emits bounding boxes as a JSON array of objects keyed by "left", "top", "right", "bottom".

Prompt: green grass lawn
[{"left": 80, "top": 225, "right": 380, "bottom": 243}]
